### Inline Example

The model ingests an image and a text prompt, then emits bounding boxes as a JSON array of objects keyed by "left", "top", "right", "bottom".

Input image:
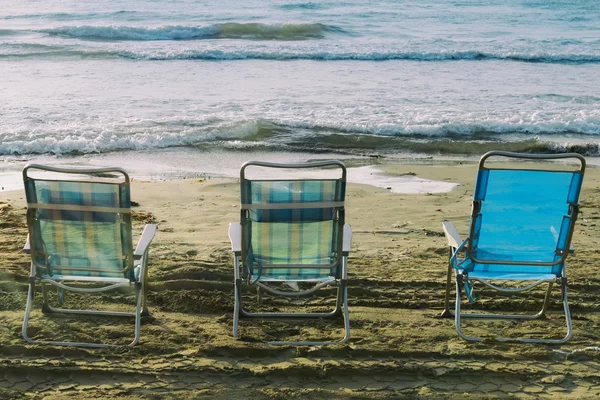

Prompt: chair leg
[
  {"left": 41, "top": 282, "right": 52, "bottom": 313},
  {"left": 538, "top": 281, "right": 554, "bottom": 318},
  {"left": 233, "top": 278, "right": 242, "bottom": 339},
  {"left": 57, "top": 287, "right": 65, "bottom": 306},
  {"left": 454, "top": 275, "right": 480, "bottom": 341},
  {"left": 454, "top": 276, "right": 572, "bottom": 343},
  {"left": 460, "top": 281, "right": 554, "bottom": 320},
  {"left": 560, "top": 278, "right": 573, "bottom": 343},
  {"left": 129, "top": 283, "right": 143, "bottom": 346},
  {"left": 41, "top": 283, "right": 70, "bottom": 312},
  {"left": 440, "top": 249, "right": 455, "bottom": 318},
  {"left": 339, "top": 285, "right": 350, "bottom": 344},
  {"left": 331, "top": 286, "right": 344, "bottom": 318},
  {"left": 238, "top": 279, "right": 342, "bottom": 319},
  {"left": 22, "top": 283, "right": 36, "bottom": 344},
  {"left": 268, "top": 282, "right": 350, "bottom": 346},
  {"left": 23, "top": 280, "right": 143, "bottom": 348},
  {"left": 235, "top": 280, "right": 349, "bottom": 345}
]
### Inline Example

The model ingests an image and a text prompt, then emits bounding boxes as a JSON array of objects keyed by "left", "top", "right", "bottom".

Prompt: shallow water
[{"left": 1, "top": 0, "right": 600, "bottom": 161}]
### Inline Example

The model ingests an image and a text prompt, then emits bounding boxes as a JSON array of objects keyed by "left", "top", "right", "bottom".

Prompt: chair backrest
[
  {"left": 23, "top": 164, "right": 134, "bottom": 280},
  {"left": 239, "top": 161, "right": 346, "bottom": 279},
  {"left": 467, "top": 151, "right": 585, "bottom": 275}
]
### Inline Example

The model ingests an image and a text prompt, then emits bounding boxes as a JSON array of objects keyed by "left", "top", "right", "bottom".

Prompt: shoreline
[
  {"left": 2, "top": 147, "right": 599, "bottom": 194},
  {"left": 0, "top": 148, "right": 470, "bottom": 194}
]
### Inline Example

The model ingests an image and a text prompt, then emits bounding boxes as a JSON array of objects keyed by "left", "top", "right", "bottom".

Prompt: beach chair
[
  {"left": 228, "top": 160, "right": 351, "bottom": 345},
  {"left": 22, "top": 164, "right": 157, "bottom": 347},
  {"left": 441, "top": 151, "right": 585, "bottom": 343}
]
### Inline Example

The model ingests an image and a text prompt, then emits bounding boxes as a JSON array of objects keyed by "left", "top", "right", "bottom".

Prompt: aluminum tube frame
[
  {"left": 233, "top": 254, "right": 350, "bottom": 346},
  {"left": 22, "top": 273, "right": 143, "bottom": 348},
  {"left": 452, "top": 271, "right": 572, "bottom": 343},
  {"left": 22, "top": 240, "right": 152, "bottom": 348}
]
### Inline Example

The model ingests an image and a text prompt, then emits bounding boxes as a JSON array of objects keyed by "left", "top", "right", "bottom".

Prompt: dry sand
[{"left": 1, "top": 160, "right": 600, "bottom": 399}]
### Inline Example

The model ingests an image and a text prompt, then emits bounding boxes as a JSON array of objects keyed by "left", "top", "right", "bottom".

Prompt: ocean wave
[
  {"left": 4, "top": 45, "right": 600, "bottom": 64},
  {"left": 0, "top": 29, "right": 24, "bottom": 37},
  {"left": 1, "top": 11, "right": 144, "bottom": 21},
  {"left": 38, "top": 23, "right": 343, "bottom": 41},
  {"left": 278, "top": 3, "right": 325, "bottom": 10},
  {"left": 0, "top": 46, "right": 119, "bottom": 59},
  {"left": 133, "top": 49, "right": 599, "bottom": 64},
  {"left": 0, "top": 119, "right": 263, "bottom": 156},
  {"left": 221, "top": 136, "right": 600, "bottom": 157},
  {"left": 1, "top": 119, "right": 599, "bottom": 157}
]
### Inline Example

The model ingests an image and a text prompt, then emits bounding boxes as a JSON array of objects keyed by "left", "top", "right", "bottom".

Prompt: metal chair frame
[
  {"left": 440, "top": 151, "right": 585, "bottom": 343},
  {"left": 229, "top": 160, "right": 351, "bottom": 346},
  {"left": 22, "top": 164, "right": 156, "bottom": 348}
]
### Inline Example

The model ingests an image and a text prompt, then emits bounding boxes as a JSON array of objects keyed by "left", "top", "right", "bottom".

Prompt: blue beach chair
[
  {"left": 22, "top": 164, "right": 157, "bottom": 347},
  {"left": 441, "top": 151, "right": 585, "bottom": 343},
  {"left": 228, "top": 160, "right": 352, "bottom": 345}
]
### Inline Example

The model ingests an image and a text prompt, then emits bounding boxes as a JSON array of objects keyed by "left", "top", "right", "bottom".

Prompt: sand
[{"left": 1, "top": 160, "right": 600, "bottom": 399}]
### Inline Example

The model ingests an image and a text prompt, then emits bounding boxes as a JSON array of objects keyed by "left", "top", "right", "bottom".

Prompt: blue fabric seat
[{"left": 441, "top": 151, "right": 585, "bottom": 344}]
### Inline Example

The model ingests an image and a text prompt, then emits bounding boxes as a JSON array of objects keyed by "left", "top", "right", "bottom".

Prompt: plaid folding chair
[
  {"left": 441, "top": 151, "right": 585, "bottom": 343},
  {"left": 228, "top": 160, "right": 352, "bottom": 345},
  {"left": 22, "top": 164, "right": 157, "bottom": 347}
]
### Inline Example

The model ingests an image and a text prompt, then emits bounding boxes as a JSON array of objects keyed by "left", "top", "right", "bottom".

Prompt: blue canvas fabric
[
  {"left": 241, "top": 179, "right": 345, "bottom": 280},
  {"left": 452, "top": 168, "right": 583, "bottom": 278},
  {"left": 24, "top": 179, "right": 134, "bottom": 280}
]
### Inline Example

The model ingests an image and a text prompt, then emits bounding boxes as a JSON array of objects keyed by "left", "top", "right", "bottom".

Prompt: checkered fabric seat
[
  {"left": 22, "top": 164, "right": 157, "bottom": 348},
  {"left": 26, "top": 180, "right": 134, "bottom": 280},
  {"left": 242, "top": 179, "right": 344, "bottom": 281},
  {"left": 229, "top": 160, "right": 352, "bottom": 346}
]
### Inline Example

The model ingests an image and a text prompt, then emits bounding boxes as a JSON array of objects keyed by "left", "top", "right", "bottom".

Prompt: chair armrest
[
  {"left": 134, "top": 224, "right": 157, "bottom": 260},
  {"left": 229, "top": 222, "right": 242, "bottom": 253},
  {"left": 343, "top": 223, "right": 352, "bottom": 253},
  {"left": 442, "top": 221, "right": 463, "bottom": 249},
  {"left": 24, "top": 235, "right": 30, "bottom": 254}
]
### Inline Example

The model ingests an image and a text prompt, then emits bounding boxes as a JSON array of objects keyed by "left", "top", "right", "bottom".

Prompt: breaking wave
[
  {"left": 3, "top": 44, "right": 600, "bottom": 64},
  {"left": 38, "top": 23, "right": 344, "bottom": 41},
  {"left": 1, "top": 119, "right": 599, "bottom": 156}
]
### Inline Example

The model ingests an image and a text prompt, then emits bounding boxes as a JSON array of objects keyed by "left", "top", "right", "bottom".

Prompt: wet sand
[{"left": 1, "top": 161, "right": 600, "bottom": 399}]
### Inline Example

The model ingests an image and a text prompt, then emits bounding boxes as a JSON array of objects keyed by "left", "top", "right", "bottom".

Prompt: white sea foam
[
  {"left": 347, "top": 166, "right": 458, "bottom": 194},
  {"left": 1, "top": 116, "right": 600, "bottom": 156},
  {"left": 0, "top": 150, "right": 458, "bottom": 194},
  {"left": 5, "top": 44, "right": 600, "bottom": 64}
]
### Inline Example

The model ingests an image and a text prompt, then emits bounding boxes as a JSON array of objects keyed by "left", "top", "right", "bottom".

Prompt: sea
[{"left": 1, "top": 0, "right": 599, "bottom": 188}]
